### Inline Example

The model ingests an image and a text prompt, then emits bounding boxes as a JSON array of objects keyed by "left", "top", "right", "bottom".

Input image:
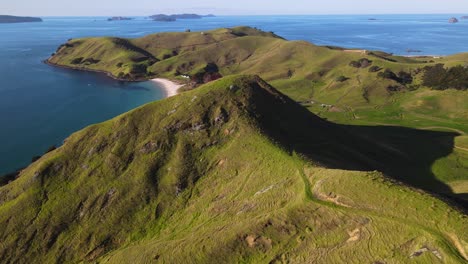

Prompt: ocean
[{"left": 0, "top": 14, "right": 467, "bottom": 174}]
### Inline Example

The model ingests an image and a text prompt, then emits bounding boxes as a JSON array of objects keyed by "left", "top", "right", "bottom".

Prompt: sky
[{"left": 2, "top": 0, "right": 468, "bottom": 16}]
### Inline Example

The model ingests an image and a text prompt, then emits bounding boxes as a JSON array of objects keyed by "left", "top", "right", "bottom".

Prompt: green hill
[
  {"left": 0, "top": 76, "right": 466, "bottom": 263},
  {"left": 47, "top": 27, "right": 468, "bottom": 203}
]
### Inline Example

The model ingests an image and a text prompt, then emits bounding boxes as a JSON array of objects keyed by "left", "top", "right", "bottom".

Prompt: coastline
[
  {"left": 44, "top": 59, "right": 151, "bottom": 82},
  {"left": 46, "top": 60, "right": 185, "bottom": 98},
  {"left": 151, "top": 78, "right": 184, "bottom": 97}
]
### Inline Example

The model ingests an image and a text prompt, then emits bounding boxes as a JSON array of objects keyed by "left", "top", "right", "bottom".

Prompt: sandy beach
[{"left": 151, "top": 78, "right": 184, "bottom": 97}]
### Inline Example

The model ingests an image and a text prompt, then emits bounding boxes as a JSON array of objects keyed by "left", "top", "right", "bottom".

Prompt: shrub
[
  {"left": 162, "top": 54, "right": 172, "bottom": 60},
  {"left": 335, "top": 76, "right": 349, "bottom": 82},
  {"left": 397, "top": 71, "right": 413, "bottom": 84},
  {"left": 349, "top": 61, "right": 361, "bottom": 68},
  {"left": 362, "top": 87, "right": 370, "bottom": 102},
  {"left": 204, "top": 63, "right": 219, "bottom": 73},
  {"left": 369, "top": 66, "right": 382, "bottom": 72},
  {"left": 349, "top": 58, "right": 373, "bottom": 68},
  {"left": 378, "top": 69, "right": 398, "bottom": 80},
  {"left": 129, "top": 64, "right": 148, "bottom": 74},
  {"left": 422, "top": 64, "right": 468, "bottom": 90},
  {"left": 358, "top": 58, "right": 372, "bottom": 68},
  {"left": 203, "top": 72, "right": 222, "bottom": 83},
  {"left": 45, "top": 145, "right": 56, "bottom": 153},
  {"left": 82, "top": 58, "right": 100, "bottom": 64},
  {"left": 70, "top": 57, "right": 84, "bottom": 64},
  {"left": 387, "top": 85, "right": 405, "bottom": 93},
  {"left": 377, "top": 69, "right": 413, "bottom": 85}
]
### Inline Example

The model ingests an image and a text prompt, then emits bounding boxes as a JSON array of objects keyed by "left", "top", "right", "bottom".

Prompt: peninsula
[
  {"left": 5, "top": 26, "right": 466, "bottom": 263},
  {"left": 0, "top": 15, "right": 42, "bottom": 23}
]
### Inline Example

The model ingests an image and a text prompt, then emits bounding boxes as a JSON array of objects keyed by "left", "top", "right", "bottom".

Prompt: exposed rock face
[
  {"left": 449, "top": 17, "right": 459, "bottom": 23},
  {"left": 0, "top": 15, "right": 42, "bottom": 23}
]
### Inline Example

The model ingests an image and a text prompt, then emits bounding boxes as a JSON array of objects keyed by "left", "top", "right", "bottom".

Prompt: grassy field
[
  {"left": 0, "top": 76, "right": 466, "bottom": 263},
  {"left": 48, "top": 27, "right": 468, "bottom": 204}
]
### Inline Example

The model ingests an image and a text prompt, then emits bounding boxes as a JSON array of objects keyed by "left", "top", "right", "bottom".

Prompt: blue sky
[{"left": 3, "top": 0, "right": 468, "bottom": 16}]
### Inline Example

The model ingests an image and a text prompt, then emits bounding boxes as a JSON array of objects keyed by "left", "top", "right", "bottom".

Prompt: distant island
[
  {"left": 448, "top": 17, "right": 459, "bottom": 23},
  {"left": 107, "top": 16, "right": 133, "bottom": 21},
  {"left": 150, "top": 14, "right": 176, "bottom": 22},
  {"left": 406, "top": 48, "right": 422, "bottom": 53},
  {"left": 0, "top": 15, "right": 42, "bottom": 23},
  {"left": 461, "top": 16, "right": 468, "bottom": 19},
  {"left": 150, "top": 13, "right": 215, "bottom": 22}
]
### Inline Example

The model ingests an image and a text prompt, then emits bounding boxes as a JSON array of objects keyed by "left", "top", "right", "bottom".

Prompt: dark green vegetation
[
  {"left": 0, "top": 15, "right": 42, "bottom": 23},
  {"left": 1, "top": 76, "right": 467, "bottom": 263},
  {"left": 423, "top": 64, "right": 468, "bottom": 90}
]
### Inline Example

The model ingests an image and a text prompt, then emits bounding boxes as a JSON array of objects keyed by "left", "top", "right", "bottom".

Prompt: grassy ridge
[
  {"left": 0, "top": 76, "right": 466, "bottom": 263},
  {"left": 48, "top": 27, "right": 468, "bottom": 202},
  {"left": 47, "top": 27, "right": 281, "bottom": 80}
]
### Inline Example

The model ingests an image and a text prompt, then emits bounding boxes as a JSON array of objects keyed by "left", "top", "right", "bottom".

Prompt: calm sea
[{"left": 0, "top": 15, "right": 467, "bottom": 174}]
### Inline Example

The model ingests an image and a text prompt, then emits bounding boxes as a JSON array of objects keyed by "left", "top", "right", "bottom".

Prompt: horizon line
[{"left": 6, "top": 13, "right": 467, "bottom": 17}]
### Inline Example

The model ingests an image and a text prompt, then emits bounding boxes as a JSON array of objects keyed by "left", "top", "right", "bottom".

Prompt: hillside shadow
[{"left": 250, "top": 81, "right": 466, "bottom": 209}]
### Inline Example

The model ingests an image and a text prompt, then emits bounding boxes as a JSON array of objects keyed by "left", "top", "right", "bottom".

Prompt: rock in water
[{"left": 449, "top": 17, "right": 459, "bottom": 23}]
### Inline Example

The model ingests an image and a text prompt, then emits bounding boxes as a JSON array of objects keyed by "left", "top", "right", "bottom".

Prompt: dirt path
[
  {"left": 343, "top": 49, "right": 367, "bottom": 54},
  {"left": 311, "top": 179, "right": 353, "bottom": 207},
  {"left": 455, "top": 146, "right": 468, "bottom": 152},
  {"left": 295, "top": 161, "right": 467, "bottom": 262},
  {"left": 357, "top": 120, "right": 466, "bottom": 135},
  {"left": 419, "top": 126, "right": 466, "bottom": 135}
]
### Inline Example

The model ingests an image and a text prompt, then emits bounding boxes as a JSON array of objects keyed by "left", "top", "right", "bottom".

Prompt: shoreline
[
  {"left": 45, "top": 60, "right": 185, "bottom": 98},
  {"left": 44, "top": 59, "right": 152, "bottom": 82},
  {"left": 151, "top": 78, "right": 184, "bottom": 97}
]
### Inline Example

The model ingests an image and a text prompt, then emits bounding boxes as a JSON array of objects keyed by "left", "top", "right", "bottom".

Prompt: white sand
[{"left": 151, "top": 78, "right": 184, "bottom": 98}]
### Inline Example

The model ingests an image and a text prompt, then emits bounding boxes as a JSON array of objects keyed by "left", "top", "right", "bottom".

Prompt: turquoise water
[{"left": 1, "top": 15, "right": 467, "bottom": 174}]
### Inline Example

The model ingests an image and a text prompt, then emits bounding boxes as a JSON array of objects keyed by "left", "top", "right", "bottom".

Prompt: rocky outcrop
[{"left": 449, "top": 17, "right": 459, "bottom": 23}]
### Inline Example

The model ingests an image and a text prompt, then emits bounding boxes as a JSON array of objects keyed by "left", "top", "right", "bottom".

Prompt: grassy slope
[
  {"left": 0, "top": 76, "right": 466, "bottom": 263},
  {"left": 48, "top": 27, "right": 468, "bottom": 201},
  {"left": 47, "top": 27, "right": 281, "bottom": 80}
]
